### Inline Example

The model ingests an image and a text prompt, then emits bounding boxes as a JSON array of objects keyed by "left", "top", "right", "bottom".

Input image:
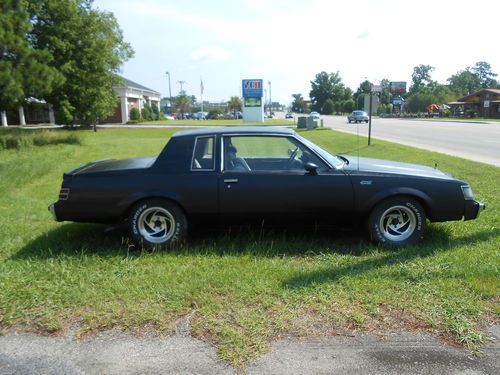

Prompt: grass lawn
[
  {"left": 136, "top": 118, "right": 294, "bottom": 126},
  {"left": 0, "top": 127, "right": 498, "bottom": 367}
]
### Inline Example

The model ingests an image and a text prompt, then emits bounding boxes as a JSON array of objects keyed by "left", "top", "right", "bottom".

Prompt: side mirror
[{"left": 304, "top": 162, "right": 318, "bottom": 176}]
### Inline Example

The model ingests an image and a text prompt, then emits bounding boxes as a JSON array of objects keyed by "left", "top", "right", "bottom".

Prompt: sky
[{"left": 94, "top": 0, "right": 500, "bottom": 104}]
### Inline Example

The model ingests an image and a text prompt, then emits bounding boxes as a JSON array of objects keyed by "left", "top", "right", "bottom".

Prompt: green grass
[
  {"left": 137, "top": 118, "right": 294, "bottom": 126},
  {"left": 0, "top": 128, "right": 81, "bottom": 150},
  {"left": 0, "top": 127, "right": 498, "bottom": 367}
]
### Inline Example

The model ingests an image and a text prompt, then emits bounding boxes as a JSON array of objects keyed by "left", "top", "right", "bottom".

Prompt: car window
[
  {"left": 223, "top": 135, "right": 326, "bottom": 172},
  {"left": 191, "top": 136, "right": 214, "bottom": 170}
]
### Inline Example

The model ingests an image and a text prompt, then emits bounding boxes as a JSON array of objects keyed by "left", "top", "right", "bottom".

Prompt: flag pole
[{"left": 200, "top": 77, "right": 204, "bottom": 117}]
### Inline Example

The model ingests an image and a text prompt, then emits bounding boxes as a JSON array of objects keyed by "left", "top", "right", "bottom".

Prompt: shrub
[
  {"left": 150, "top": 104, "right": 160, "bottom": 121},
  {"left": 129, "top": 107, "right": 140, "bottom": 121},
  {"left": 0, "top": 130, "right": 81, "bottom": 150},
  {"left": 141, "top": 105, "right": 153, "bottom": 121}
]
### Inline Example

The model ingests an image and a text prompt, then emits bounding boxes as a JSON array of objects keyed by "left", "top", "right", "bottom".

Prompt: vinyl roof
[{"left": 172, "top": 126, "right": 296, "bottom": 138}]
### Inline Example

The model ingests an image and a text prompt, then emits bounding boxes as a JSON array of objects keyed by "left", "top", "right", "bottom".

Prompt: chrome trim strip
[{"left": 223, "top": 179, "right": 238, "bottom": 183}]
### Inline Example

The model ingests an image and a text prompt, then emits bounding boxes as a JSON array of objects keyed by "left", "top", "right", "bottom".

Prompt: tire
[
  {"left": 128, "top": 199, "right": 187, "bottom": 249},
  {"left": 368, "top": 196, "right": 426, "bottom": 247}
]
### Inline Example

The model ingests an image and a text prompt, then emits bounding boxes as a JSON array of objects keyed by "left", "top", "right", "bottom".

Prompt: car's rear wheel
[
  {"left": 128, "top": 199, "right": 187, "bottom": 249},
  {"left": 368, "top": 196, "right": 426, "bottom": 246}
]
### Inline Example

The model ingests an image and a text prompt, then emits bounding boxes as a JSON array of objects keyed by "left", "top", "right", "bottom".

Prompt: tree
[
  {"left": 342, "top": 99, "right": 355, "bottom": 113},
  {"left": 471, "top": 61, "right": 498, "bottom": 88},
  {"left": 322, "top": 99, "right": 334, "bottom": 115},
  {"left": 406, "top": 84, "right": 454, "bottom": 113},
  {"left": 409, "top": 64, "right": 436, "bottom": 95},
  {"left": 0, "top": 0, "right": 61, "bottom": 116},
  {"left": 309, "top": 71, "right": 348, "bottom": 113},
  {"left": 227, "top": 96, "right": 242, "bottom": 112},
  {"left": 291, "top": 93, "right": 306, "bottom": 113},
  {"left": 447, "top": 68, "right": 481, "bottom": 96},
  {"left": 173, "top": 94, "right": 191, "bottom": 118},
  {"left": 27, "top": 0, "right": 134, "bottom": 125}
]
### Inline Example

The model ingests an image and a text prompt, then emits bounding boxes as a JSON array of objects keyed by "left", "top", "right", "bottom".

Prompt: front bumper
[{"left": 464, "top": 200, "right": 485, "bottom": 221}]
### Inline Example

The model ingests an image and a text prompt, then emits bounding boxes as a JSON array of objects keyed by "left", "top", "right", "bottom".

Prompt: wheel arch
[
  {"left": 361, "top": 188, "right": 433, "bottom": 220},
  {"left": 120, "top": 193, "right": 188, "bottom": 221}
]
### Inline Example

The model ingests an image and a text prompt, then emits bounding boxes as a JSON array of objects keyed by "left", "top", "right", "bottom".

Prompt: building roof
[
  {"left": 116, "top": 76, "right": 160, "bottom": 95},
  {"left": 172, "top": 126, "right": 295, "bottom": 138},
  {"left": 458, "top": 88, "right": 500, "bottom": 102}
]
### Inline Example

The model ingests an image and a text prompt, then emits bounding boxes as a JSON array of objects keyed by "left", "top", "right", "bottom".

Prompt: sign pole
[{"left": 368, "top": 92, "right": 372, "bottom": 146}]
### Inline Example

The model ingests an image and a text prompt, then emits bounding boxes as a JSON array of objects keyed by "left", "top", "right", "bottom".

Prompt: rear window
[{"left": 191, "top": 136, "right": 214, "bottom": 170}]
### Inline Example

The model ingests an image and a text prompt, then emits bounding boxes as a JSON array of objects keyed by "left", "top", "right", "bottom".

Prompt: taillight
[{"left": 59, "top": 188, "right": 70, "bottom": 200}]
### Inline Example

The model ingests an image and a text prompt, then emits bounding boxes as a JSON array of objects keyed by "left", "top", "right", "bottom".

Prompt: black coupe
[{"left": 49, "top": 127, "right": 484, "bottom": 248}]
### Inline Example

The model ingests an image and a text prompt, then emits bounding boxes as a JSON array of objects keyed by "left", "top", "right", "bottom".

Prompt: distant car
[
  {"left": 348, "top": 110, "right": 369, "bottom": 123},
  {"left": 50, "top": 127, "right": 484, "bottom": 249},
  {"left": 285, "top": 113, "right": 293, "bottom": 119},
  {"left": 194, "top": 111, "right": 208, "bottom": 120},
  {"left": 309, "top": 111, "right": 320, "bottom": 119}
]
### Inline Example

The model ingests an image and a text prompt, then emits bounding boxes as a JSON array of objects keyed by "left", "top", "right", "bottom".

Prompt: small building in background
[
  {"left": 103, "top": 77, "right": 161, "bottom": 124},
  {"left": 449, "top": 88, "right": 500, "bottom": 118}
]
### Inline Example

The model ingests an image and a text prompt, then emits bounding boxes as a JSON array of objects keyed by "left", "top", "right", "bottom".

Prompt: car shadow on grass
[
  {"left": 14, "top": 221, "right": 373, "bottom": 260},
  {"left": 12, "top": 222, "right": 497, "bottom": 261},
  {"left": 283, "top": 226, "right": 499, "bottom": 288}
]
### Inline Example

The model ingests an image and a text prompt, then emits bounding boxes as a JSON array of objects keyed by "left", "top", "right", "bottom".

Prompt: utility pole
[{"left": 177, "top": 80, "right": 186, "bottom": 94}]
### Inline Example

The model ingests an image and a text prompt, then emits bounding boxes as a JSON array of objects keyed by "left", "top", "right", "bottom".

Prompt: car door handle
[{"left": 223, "top": 178, "right": 238, "bottom": 183}]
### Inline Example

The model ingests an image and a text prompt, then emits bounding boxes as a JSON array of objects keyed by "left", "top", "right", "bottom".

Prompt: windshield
[{"left": 295, "top": 134, "right": 344, "bottom": 168}]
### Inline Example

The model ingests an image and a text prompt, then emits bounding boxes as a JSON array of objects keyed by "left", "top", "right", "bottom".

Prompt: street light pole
[{"left": 165, "top": 72, "right": 172, "bottom": 111}]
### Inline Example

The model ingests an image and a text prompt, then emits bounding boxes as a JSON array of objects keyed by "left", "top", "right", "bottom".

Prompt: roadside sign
[
  {"left": 371, "top": 84, "right": 382, "bottom": 93},
  {"left": 242, "top": 79, "right": 263, "bottom": 98}
]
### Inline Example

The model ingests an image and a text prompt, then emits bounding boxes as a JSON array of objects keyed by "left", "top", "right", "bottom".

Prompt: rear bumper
[
  {"left": 48, "top": 203, "right": 60, "bottom": 221},
  {"left": 464, "top": 200, "right": 485, "bottom": 221}
]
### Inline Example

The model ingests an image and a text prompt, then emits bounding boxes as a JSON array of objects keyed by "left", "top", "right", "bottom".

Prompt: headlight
[{"left": 461, "top": 185, "right": 474, "bottom": 200}]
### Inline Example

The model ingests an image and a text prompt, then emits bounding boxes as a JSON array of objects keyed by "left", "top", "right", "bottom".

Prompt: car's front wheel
[
  {"left": 128, "top": 199, "right": 187, "bottom": 249},
  {"left": 368, "top": 196, "right": 426, "bottom": 246}
]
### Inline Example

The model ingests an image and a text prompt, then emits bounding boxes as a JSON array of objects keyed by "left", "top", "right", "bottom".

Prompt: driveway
[
  {"left": 319, "top": 116, "right": 500, "bottom": 167},
  {"left": 1, "top": 327, "right": 498, "bottom": 374}
]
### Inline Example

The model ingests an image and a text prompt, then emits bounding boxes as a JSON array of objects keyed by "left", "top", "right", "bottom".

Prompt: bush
[
  {"left": 141, "top": 106, "right": 153, "bottom": 121},
  {"left": 0, "top": 130, "right": 81, "bottom": 150},
  {"left": 129, "top": 107, "right": 140, "bottom": 121},
  {"left": 150, "top": 104, "right": 160, "bottom": 121}
]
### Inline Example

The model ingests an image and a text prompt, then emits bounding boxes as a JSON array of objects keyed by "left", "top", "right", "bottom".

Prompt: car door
[{"left": 218, "top": 135, "right": 354, "bottom": 221}]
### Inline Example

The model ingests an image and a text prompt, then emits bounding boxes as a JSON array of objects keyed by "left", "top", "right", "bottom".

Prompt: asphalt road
[
  {"left": 316, "top": 115, "right": 500, "bottom": 167},
  {"left": 1, "top": 327, "right": 498, "bottom": 374}
]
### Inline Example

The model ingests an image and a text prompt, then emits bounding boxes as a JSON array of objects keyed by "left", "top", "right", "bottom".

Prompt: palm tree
[
  {"left": 174, "top": 95, "right": 191, "bottom": 119},
  {"left": 227, "top": 96, "right": 242, "bottom": 118}
]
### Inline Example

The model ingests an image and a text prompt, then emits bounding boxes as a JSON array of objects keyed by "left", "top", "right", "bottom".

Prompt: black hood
[{"left": 342, "top": 155, "right": 454, "bottom": 180}]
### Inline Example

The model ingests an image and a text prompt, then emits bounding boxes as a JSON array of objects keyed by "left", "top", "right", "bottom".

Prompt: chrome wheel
[
  {"left": 137, "top": 207, "right": 175, "bottom": 244},
  {"left": 379, "top": 205, "right": 416, "bottom": 242}
]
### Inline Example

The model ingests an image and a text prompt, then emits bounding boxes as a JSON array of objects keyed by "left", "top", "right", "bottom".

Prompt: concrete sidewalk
[{"left": 1, "top": 326, "right": 498, "bottom": 374}]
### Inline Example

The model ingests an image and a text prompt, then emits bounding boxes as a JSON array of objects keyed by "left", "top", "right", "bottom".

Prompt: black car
[{"left": 49, "top": 127, "right": 484, "bottom": 248}]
